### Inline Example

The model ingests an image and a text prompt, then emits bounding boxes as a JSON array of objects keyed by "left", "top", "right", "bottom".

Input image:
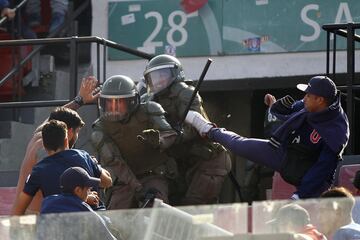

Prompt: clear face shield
[
  {"left": 98, "top": 95, "right": 138, "bottom": 121},
  {"left": 144, "top": 67, "right": 175, "bottom": 94}
]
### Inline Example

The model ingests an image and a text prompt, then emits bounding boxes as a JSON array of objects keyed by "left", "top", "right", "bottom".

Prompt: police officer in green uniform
[
  {"left": 91, "top": 75, "right": 178, "bottom": 209},
  {"left": 143, "top": 54, "right": 232, "bottom": 205}
]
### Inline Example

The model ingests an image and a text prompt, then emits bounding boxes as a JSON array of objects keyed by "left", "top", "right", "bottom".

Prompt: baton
[{"left": 178, "top": 58, "right": 213, "bottom": 128}]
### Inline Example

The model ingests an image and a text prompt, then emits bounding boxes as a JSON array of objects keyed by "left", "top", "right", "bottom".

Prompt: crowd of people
[
  {"left": 0, "top": 0, "right": 68, "bottom": 38},
  {"left": 7, "top": 53, "right": 360, "bottom": 239}
]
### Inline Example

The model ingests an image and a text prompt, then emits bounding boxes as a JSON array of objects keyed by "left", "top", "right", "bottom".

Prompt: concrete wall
[{"left": 91, "top": 1, "right": 360, "bottom": 86}]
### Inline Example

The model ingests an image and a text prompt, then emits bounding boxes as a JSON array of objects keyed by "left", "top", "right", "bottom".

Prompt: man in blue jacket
[
  {"left": 186, "top": 76, "right": 349, "bottom": 199},
  {"left": 41, "top": 166, "right": 101, "bottom": 213},
  {"left": 39, "top": 167, "right": 117, "bottom": 240}
]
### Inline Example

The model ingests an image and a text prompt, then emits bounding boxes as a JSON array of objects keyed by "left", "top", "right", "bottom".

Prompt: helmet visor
[
  {"left": 144, "top": 68, "right": 175, "bottom": 94},
  {"left": 99, "top": 96, "right": 138, "bottom": 121}
]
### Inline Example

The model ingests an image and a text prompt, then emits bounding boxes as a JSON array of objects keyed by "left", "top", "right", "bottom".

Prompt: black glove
[
  {"left": 137, "top": 129, "right": 160, "bottom": 148},
  {"left": 135, "top": 187, "right": 161, "bottom": 205}
]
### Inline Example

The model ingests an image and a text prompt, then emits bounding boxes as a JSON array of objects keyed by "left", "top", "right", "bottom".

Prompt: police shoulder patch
[
  {"left": 144, "top": 101, "right": 166, "bottom": 116},
  {"left": 169, "top": 82, "right": 190, "bottom": 96}
]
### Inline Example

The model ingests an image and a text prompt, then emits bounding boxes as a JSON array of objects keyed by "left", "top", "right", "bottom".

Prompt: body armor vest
[
  {"left": 155, "top": 82, "right": 225, "bottom": 160},
  {"left": 94, "top": 104, "right": 172, "bottom": 175}
]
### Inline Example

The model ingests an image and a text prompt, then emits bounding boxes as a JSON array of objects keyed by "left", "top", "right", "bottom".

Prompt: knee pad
[
  {"left": 200, "top": 150, "right": 232, "bottom": 175},
  {"left": 184, "top": 171, "right": 225, "bottom": 205}
]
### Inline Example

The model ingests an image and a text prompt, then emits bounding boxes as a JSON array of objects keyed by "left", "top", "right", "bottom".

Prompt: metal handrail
[
  {"left": 0, "top": 36, "right": 153, "bottom": 57},
  {"left": 322, "top": 22, "right": 360, "bottom": 31},
  {"left": 0, "top": 36, "right": 153, "bottom": 88},
  {"left": 0, "top": 100, "right": 71, "bottom": 108},
  {"left": 322, "top": 22, "right": 360, "bottom": 154},
  {"left": 0, "top": 36, "right": 153, "bottom": 108}
]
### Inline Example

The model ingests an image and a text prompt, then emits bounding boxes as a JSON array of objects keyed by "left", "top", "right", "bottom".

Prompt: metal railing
[
  {"left": 0, "top": 0, "right": 86, "bottom": 110},
  {"left": 322, "top": 22, "right": 360, "bottom": 154},
  {"left": 0, "top": 36, "right": 153, "bottom": 108}
]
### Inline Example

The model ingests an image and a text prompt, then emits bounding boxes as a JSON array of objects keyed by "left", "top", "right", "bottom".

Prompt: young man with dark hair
[
  {"left": 12, "top": 120, "right": 112, "bottom": 215},
  {"left": 12, "top": 76, "right": 100, "bottom": 214},
  {"left": 320, "top": 187, "right": 360, "bottom": 240},
  {"left": 39, "top": 167, "right": 117, "bottom": 240},
  {"left": 48, "top": 106, "right": 85, "bottom": 148},
  {"left": 186, "top": 76, "right": 349, "bottom": 199},
  {"left": 268, "top": 203, "right": 326, "bottom": 240},
  {"left": 41, "top": 119, "right": 68, "bottom": 151}
]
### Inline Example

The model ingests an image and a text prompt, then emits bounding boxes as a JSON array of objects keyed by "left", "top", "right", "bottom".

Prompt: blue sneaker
[{"left": 49, "top": 13, "right": 65, "bottom": 34}]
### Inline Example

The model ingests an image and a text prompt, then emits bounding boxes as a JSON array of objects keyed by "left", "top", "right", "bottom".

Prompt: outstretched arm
[
  {"left": 99, "top": 168, "right": 112, "bottom": 188},
  {"left": 12, "top": 132, "right": 43, "bottom": 214},
  {"left": 11, "top": 191, "right": 33, "bottom": 215},
  {"left": 185, "top": 110, "right": 215, "bottom": 137}
]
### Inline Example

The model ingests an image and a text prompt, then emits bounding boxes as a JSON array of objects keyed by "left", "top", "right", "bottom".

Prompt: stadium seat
[
  {"left": 337, "top": 164, "right": 360, "bottom": 195},
  {"left": 270, "top": 172, "right": 296, "bottom": 200},
  {"left": 0, "top": 187, "right": 16, "bottom": 215},
  {"left": 0, "top": 30, "right": 31, "bottom": 101}
]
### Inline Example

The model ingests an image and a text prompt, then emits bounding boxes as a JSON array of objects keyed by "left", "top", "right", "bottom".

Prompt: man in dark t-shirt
[
  {"left": 24, "top": 149, "right": 102, "bottom": 197},
  {"left": 12, "top": 120, "right": 112, "bottom": 215}
]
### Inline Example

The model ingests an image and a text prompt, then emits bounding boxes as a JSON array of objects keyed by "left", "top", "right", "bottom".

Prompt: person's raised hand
[
  {"left": 1, "top": 8, "right": 15, "bottom": 20},
  {"left": 79, "top": 76, "right": 101, "bottom": 104},
  {"left": 264, "top": 94, "right": 276, "bottom": 107}
]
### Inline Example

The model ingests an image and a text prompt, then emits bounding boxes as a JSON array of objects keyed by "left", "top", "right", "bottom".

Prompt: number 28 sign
[{"left": 108, "top": 0, "right": 214, "bottom": 60}]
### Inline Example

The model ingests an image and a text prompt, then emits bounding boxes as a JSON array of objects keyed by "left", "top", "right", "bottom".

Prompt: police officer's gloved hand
[
  {"left": 185, "top": 110, "right": 215, "bottom": 137},
  {"left": 137, "top": 129, "right": 160, "bottom": 148},
  {"left": 135, "top": 187, "right": 161, "bottom": 207}
]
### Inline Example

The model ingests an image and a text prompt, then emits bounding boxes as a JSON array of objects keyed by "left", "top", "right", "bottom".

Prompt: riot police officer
[
  {"left": 91, "top": 75, "right": 178, "bottom": 209},
  {"left": 143, "top": 54, "right": 232, "bottom": 205}
]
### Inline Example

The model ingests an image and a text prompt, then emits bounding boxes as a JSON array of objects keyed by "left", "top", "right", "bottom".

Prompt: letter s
[{"left": 300, "top": 4, "right": 321, "bottom": 42}]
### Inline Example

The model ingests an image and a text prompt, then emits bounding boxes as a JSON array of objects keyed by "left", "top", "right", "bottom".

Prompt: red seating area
[
  {"left": 337, "top": 164, "right": 360, "bottom": 195},
  {"left": 0, "top": 187, "right": 16, "bottom": 216},
  {"left": 0, "top": 0, "right": 52, "bottom": 101},
  {"left": 29, "top": 0, "right": 52, "bottom": 34},
  {"left": 270, "top": 163, "right": 360, "bottom": 200},
  {"left": 270, "top": 172, "right": 296, "bottom": 200},
  {"left": 0, "top": 31, "right": 31, "bottom": 101}
]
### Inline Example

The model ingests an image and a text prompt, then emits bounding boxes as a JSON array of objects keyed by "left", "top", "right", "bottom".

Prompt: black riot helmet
[
  {"left": 99, "top": 75, "right": 140, "bottom": 122},
  {"left": 143, "top": 54, "right": 185, "bottom": 95}
]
